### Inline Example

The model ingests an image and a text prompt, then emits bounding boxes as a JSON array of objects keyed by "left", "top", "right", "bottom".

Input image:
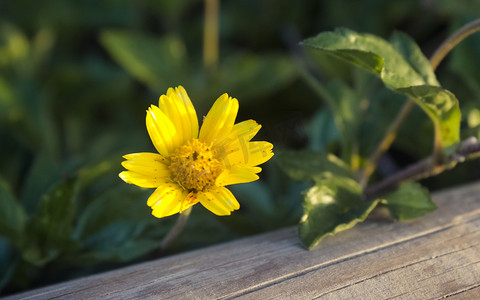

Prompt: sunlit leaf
[
  {"left": 390, "top": 31, "right": 439, "bottom": 86},
  {"left": 301, "top": 28, "right": 425, "bottom": 88},
  {"left": 302, "top": 28, "right": 461, "bottom": 152},
  {"left": 299, "top": 174, "right": 379, "bottom": 249},
  {"left": 395, "top": 85, "right": 461, "bottom": 151}
]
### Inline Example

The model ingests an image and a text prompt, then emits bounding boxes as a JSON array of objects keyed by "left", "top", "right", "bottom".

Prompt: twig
[{"left": 365, "top": 138, "right": 480, "bottom": 199}]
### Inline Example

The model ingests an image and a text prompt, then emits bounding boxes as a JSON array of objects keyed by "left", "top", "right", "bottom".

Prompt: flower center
[{"left": 168, "top": 139, "right": 223, "bottom": 192}]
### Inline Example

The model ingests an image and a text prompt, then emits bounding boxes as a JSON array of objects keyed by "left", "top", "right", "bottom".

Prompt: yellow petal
[
  {"left": 119, "top": 171, "right": 169, "bottom": 188},
  {"left": 215, "top": 119, "right": 262, "bottom": 162},
  {"left": 227, "top": 120, "right": 261, "bottom": 144},
  {"left": 121, "top": 152, "right": 169, "bottom": 178},
  {"left": 146, "top": 105, "right": 178, "bottom": 157},
  {"left": 222, "top": 141, "right": 274, "bottom": 168},
  {"left": 123, "top": 152, "right": 168, "bottom": 162},
  {"left": 216, "top": 166, "right": 259, "bottom": 186},
  {"left": 148, "top": 183, "right": 188, "bottom": 218},
  {"left": 159, "top": 86, "right": 199, "bottom": 145},
  {"left": 199, "top": 94, "right": 239, "bottom": 144},
  {"left": 216, "top": 119, "right": 261, "bottom": 155},
  {"left": 174, "top": 86, "right": 199, "bottom": 139},
  {"left": 245, "top": 141, "right": 274, "bottom": 166},
  {"left": 198, "top": 186, "right": 240, "bottom": 216},
  {"left": 251, "top": 166, "right": 262, "bottom": 173}
]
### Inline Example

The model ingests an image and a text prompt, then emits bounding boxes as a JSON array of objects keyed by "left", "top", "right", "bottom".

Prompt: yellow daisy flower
[{"left": 119, "top": 86, "right": 274, "bottom": 218}]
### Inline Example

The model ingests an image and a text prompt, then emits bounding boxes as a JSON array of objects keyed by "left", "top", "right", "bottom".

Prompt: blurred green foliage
[{"left": 1, "top": 0, "right": 480, "bottom": 295}]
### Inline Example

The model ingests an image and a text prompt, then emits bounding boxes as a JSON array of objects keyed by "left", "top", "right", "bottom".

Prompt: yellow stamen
[{"left": 169, "top": 139, "right": 223, "bottom": 192}]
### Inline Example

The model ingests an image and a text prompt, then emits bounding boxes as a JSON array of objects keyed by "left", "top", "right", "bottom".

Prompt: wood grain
[{"left": 4, "top": 182, "right": 480, "bottom": 300}]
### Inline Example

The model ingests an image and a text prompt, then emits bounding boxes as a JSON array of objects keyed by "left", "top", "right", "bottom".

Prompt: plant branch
[
  {"left": 359, "top": 18, "right": 480, "bottom": 187},
  {"left": 365, "top": 138, "right": 480, "bottom": 199}
]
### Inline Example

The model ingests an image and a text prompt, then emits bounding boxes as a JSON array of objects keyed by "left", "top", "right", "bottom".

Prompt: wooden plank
[{"left": 4, "top": 181, "right": 480, "bottom": 300}]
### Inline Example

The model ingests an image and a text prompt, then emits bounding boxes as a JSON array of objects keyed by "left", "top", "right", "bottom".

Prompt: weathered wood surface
[{"left": 4, "top": 182, "right": 480, "bottom": 299}]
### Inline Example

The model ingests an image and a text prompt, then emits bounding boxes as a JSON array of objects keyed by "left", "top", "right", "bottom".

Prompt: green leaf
[
  {"left": 302, "top": 28, "right": 461, "bottom": 152},
  {"left": 306, "top": 108, "right": 340, "bottom": 152},
  {"left": 69, "top": 184, "right": 166, "bottom": 265},
  {"left": 0, "top": 178, "right": 26, "bottom": 246},
  {"left": 381, "top": 182, "right": 436, "bottom": 221},
  {"left": 299, "top": 174, "right": 379, "bottom": 249},
  {"left": 390, "top": 31, "right": 439, "bottom": 86},
  {"left": 100, "top": 30, "right": 188, "bottom": 92},
  {"left": 395, "top": 86, "right": 461, "bottom": 150},
  {"left": 276, "top": 150, "right": 353, "bottom": 181},
  {"left": 80, "top": 221, "right": 158, "bottom": 263},
  {"left": 73, "top": 185, "right": 150, "bottom": 240},
  {"left": 23, "top": 178, "right": 77, "bottom": 266},
  {"left": 301, "top": 28, "right": 426, "bottom": 89}
]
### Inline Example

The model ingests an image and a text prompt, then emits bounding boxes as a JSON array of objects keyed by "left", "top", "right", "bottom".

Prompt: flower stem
[
  {"left": 359, "top": 18, "right": 480, "bottom": 187},
  {"left": 160, "top": 207, "right": 193, "bottom": 252},
  {"left": 203, "top": 0, "right": 219, "bottom": 71}
]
